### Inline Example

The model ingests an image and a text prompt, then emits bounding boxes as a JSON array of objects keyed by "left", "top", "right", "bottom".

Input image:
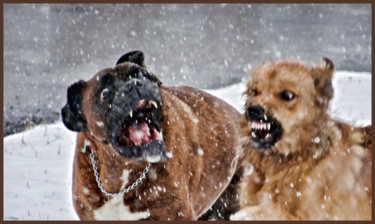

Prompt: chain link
[{"left": 89, "top": 150, "right": 151, "bottom": 197}]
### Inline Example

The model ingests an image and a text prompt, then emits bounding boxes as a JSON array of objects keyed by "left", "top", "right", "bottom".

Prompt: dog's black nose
[{"left": 246, "top": 105, "right": 265, "bottom": 120}]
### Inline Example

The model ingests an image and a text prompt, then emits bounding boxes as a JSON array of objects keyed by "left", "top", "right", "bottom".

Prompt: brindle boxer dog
[{"left": 61, "top": 51, "right": 241, "bottom": 220}]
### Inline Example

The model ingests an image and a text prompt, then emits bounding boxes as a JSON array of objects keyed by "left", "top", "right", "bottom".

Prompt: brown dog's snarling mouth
[
  {"left": 246, "top": 106, "right": 283, "bottom": 149},
  {"left": 113, "top": 99, "right": 168, "bottom": 162},
  {"left": 249, "top": 117, "right": 282, "bottom": 149}
]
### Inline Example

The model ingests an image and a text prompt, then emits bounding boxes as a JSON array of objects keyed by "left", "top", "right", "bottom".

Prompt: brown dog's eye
[
  {"left": 100, "top": 88, "right": 111, "bottom": 103},
  {"left": 280, "top": 90, "right": 295, "bottom": 101},
  {"left": 251, "top": 89, "right": 258, "bottom": 96}
]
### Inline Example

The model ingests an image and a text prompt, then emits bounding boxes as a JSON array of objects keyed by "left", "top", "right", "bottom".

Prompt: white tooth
[
  {"left": 265, "top": 133, "right": 271, "bottom": 139},
  {"left": 157, "top": 131, "right": 164, "bottom": 140},
  {"left": 151, "top": 101, "right": 158, "bottom": 109},
  {"left": 251, "top": 132, "right": 257, "bottom": 138},
  {"left": 155, "top": 131, "right": 161, "bottom": 140},
  {"left": 264, "top": 114, "right": 268, "bottom": 120},
  {"left": 129, "top": 110, "right": 133, "bottom": 118},
  {"left": 268, "top": 124, "right": 271, "bottom": 130}
]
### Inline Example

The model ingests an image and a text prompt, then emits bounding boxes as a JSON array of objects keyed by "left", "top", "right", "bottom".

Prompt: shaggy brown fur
[{"left": 234, "top": 58, "right": 372, "bottom": 220}]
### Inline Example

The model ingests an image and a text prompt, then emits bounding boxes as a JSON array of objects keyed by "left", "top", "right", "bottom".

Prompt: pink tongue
[{"left": 128, "top": 122, "right": 151, "bottom": 145}]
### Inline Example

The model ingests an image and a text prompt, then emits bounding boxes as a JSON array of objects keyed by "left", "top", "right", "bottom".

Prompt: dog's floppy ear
[
  {"left": 116, "top": 51, "right": 145, "bottom": 67},
  {"left": 61, "top": 80, "right": 87, "bottom": 132},
  {"left": 311, "top": 57, "right": 335, "bottom": 109}
]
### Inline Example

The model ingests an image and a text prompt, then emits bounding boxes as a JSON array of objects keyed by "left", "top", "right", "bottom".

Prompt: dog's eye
[
  {"left": 251, "top": 89, "right": 258, "bottom": 96},
  {"left": 100, "top": 88, "right": 111, "bottom": 103},
  {"left": 280, "top": 90, "right": 295, "bottom": 101}
]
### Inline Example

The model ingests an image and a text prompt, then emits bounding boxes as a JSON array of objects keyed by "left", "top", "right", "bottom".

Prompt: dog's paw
[
  {"left": 230, "top": 204, "right": 297, "bottom": 220},
  {"left": 230, "top": 207, "right": 257, "bottom": 220}
]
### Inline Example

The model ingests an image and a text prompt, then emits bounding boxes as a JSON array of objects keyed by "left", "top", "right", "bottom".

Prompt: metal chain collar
[{"left": 89, "top": 150, "right": 151, "bottom": 197}]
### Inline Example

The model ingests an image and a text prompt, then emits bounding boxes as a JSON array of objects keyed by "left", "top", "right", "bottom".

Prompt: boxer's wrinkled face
[{"left": 62, "top": 51, "right": 168, "bottom": 163}]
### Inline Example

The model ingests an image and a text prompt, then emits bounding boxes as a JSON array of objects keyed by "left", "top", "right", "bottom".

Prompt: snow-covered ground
[{"left": 3, "top": 71, "right": 371, "bottom": 220}]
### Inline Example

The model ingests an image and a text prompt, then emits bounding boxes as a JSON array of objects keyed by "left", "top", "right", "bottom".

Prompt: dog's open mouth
[
  {"left": 116, "top": 99, "right": 163, "bottom": 146},
  {"left": 113, "top": 99, "right": 168, "bottom": 163},
  {"left": 249, "top": 114, "right": 283, "bottom": 149}
]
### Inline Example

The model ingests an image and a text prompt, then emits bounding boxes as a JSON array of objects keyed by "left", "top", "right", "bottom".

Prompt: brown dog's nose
[{"left": 247, "top": 105, "right": 265, "bottom": 120}]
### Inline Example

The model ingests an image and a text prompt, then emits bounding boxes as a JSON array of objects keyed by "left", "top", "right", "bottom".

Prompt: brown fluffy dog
[{"left": 233, "top": 58, "right": 372, "bottom": 220}]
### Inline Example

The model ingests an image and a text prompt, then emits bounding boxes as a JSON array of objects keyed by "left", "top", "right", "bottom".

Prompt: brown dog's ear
[
  {"left": 311, "top": 57, "right": 335, "bottom": 109},
  {"left": 61, "top": 81, "right": 87, "bottom": 132},
  {"left": 116, "top": 51, "right": 145, "bottom": 67}
]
